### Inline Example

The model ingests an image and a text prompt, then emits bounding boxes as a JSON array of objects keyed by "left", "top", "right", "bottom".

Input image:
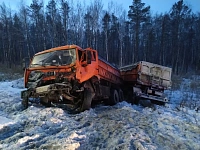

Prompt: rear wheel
[
  {"left": 118, "top": 89, "right": 124, "bottom": 102},
  {"left": 81, "top": 88, "right": 92, "bottom": 112},
  {"left": 109, "top": 89, "right": 119, "bottom": 105}
]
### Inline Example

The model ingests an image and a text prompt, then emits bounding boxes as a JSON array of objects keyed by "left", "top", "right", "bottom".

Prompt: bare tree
[
  {"left": 19, "top": 2, "right": 32, "bottom": 59},
  {"left": 68, "top": 0, "right": 86, "bottom": 46},
  {"left": 60, "top": 0, "right": 70, "bottom": 44},
  {"left": 128, "top": 0, "right": 150, "bottom": 62},
  {"left": 46, "top": 0, "right": 57, "bottom": 47},
  {"left": 102, "top": 12, "right": 111, "bottom": 61},
  {"left": 29, "top": 0, "right": 43, "bottom": 53},
  {"left": 0, "top": 3, "right": 13, "bottom": 67},
  {"left": 170, "top": 0, "right": 191, "bottom": 74},
  {"left": 88, "top": 0, "right": 103, "bottom": 49}
]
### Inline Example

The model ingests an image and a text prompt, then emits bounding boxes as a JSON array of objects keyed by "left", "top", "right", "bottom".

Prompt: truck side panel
[
  {"left": 98, "top": 57, "right": 122, "bottom": 85},
  {"left": 120, "top": 64, "right": 138, "bottom": 84},
  {"left": 140, "top": 61, "right": 171, "bottom": 89}
]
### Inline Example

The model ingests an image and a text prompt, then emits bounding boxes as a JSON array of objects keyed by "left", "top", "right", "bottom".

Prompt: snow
[
  {"left": 0, "top": 77, "right": 200, "bottom": 150},
  {"left": 0, "top": 116, "right": 15, "bottom": 129}
]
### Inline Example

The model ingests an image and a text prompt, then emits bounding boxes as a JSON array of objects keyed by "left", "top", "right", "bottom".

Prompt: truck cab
[
  {"left": 21, "top": 45, "right": 99, "bottom": 111},
  {"left": 22, "top": 45, "right": 123, "bottom": 112}
]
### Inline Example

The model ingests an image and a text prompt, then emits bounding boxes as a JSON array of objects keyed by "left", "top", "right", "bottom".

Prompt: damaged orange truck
[
  {"left": 21, "top": 45, "right": 172, "bottom": 111},
  {"left": 21, "top": 45, "right": 123, "bottom": 112}
]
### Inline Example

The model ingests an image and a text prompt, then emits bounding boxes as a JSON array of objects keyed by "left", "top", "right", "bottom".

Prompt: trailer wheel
[
  {"left": 81, "top": 88, "right": 92, "bottom": 112},
  {"left": 118, "top": 89, "right": 124, "bottom": 102},
  {"left": 110, "top": 89, "right": 119, "bottom": 105}
]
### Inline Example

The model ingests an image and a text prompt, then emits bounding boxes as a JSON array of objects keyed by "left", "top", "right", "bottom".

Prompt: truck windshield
[{"left": 30, "top": 49, "right": 76, "bottom": 67}]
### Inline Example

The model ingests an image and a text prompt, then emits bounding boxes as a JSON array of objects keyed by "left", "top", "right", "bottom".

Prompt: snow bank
[
  {"left": 0, "top": 78, "right": 200, "bottom": 150},
  {"left": 0, "top": 116, "right": 15, "bottom": 129}
]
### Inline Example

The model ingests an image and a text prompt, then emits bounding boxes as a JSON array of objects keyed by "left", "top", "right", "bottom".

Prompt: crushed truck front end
[
  {"left": 21, "top": 45, "right": 125, "bottom": 112},
  {"left": 21, "top": 45, "right": 99, "bottom": 111}
]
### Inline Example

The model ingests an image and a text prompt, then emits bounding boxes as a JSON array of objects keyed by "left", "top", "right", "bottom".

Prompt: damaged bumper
[{"left": 21, "top": 83, "right": 76, "bottom": 101}]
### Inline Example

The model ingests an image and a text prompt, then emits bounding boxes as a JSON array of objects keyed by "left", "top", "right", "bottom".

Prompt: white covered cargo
[{"left": 120, "top": 61, "right": 172, "bottom": 104}]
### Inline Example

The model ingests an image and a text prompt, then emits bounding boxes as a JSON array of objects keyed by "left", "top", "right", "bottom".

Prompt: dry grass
[
  {"left": 190, "top": 80, "right": 200, "bottom": 91},
  {"left": 171, "top": 75, "right": 182, "bottom": 90},
  {"left": 170, "top": 74, "right": 200, "bottom": 112}
]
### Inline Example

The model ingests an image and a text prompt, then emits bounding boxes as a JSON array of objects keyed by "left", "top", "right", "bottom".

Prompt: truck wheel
[
  {"left": 40, "top": 97, "right": 51, "bottom": 107},
  {"left": 110, "top": 89, "right": 119, "bottom": 105},
  {"left": 118, "top": 89, "right": 124, "bottom": 102},
  {"left": 81, "top": 88, "right": 92, "bottom": 112},
  {"left": 132, "top": 93, "right": 140, "bottom": 105}
]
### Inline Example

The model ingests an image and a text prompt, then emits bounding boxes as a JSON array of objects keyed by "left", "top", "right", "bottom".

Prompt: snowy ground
[{"left": 0, "top": 77, "right": 200, "bottom": 150}]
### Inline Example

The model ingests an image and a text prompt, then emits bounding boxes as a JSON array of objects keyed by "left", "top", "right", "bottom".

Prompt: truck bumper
[
  {"left": 136, "top": 92, "right": 168, "bottom": 103},
  {"left": 21, "top": 90, "right": 29, "bottom": 99},
  {"left": 133, "top": 87, "right": 168, "bottom": 103}
]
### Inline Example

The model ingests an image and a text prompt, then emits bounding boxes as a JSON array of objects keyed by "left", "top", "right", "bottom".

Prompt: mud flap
[{"left": 81, "top": 88, "right": 92, "bottom": 112}]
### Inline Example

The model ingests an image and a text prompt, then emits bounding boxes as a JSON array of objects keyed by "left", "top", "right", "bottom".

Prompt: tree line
[{"left": 0, "top": 0, "right": 200, "bottom": 75}]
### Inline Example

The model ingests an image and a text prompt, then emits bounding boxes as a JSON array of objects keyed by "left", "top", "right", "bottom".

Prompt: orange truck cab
[{"left": 21, "top": 45, "right": 123, "bottom": 112}]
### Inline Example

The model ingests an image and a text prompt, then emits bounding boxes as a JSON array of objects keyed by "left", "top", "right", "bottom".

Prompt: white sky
[{"left": 0, "top": 0, "right": 199, "bottom": 14}]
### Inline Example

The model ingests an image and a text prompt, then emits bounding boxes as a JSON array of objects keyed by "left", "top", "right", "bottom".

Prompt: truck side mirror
[{"left": 87, "top": 51, "right": 91, "bottom": 64}]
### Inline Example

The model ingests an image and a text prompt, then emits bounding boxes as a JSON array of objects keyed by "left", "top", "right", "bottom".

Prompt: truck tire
[
  {"left": 132, "top": 93, "right": 140, "bottom": 105},
  {"left": 110, "top": 89, "right": 119, "bottom": 105},
  {"left": 81, "top": 88, "right": 92, "bottom": 112},
  {"left": 118, "top": 89, "right": 124, "bottom": 102},
  {"left": 40, "top": 97, "right": 51, "bottom": 107}
]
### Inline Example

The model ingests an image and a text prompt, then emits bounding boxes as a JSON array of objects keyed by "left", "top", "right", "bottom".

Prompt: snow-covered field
[{"left": 0, "top": 77, "right": 200, "bottom": 150}]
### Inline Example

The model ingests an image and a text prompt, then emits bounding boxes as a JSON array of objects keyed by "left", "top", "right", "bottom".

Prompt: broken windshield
[{"left": 30, "top": 49, "right": 76, "bottom": 67}]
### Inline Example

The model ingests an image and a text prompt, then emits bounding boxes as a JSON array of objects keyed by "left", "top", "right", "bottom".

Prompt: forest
[{"left": 0, "top": 0, "right": 200, "bottom": 75}]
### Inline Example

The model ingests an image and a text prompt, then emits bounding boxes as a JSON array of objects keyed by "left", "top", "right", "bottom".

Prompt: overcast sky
[{"left": 0, "top": 0, "right": 199, "bottom": 14}]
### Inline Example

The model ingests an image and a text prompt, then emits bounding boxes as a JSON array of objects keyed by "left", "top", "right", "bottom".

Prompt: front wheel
[
  {"left": 40, "top": 97, "right": 51, "bottom": 107},
  {"left": 22, "top": 97, "right": 29, "bottom": 109},
  {"left": 80, "top": 88, "right": 92, "bottom": 112}
]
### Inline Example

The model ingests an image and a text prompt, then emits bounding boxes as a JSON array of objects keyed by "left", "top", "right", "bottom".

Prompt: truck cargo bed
[
  {"left": 120, "top": 61, "right": 172, "bottom": 89},
  {"left": 98, "top": 56, "right": 122, "bottom": 85}
]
